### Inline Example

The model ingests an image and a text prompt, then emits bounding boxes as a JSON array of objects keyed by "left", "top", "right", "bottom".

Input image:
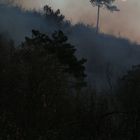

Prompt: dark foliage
[
  {"left": 1, "top": 29, "right": 140, "bottom": 140},
  {"left": 0, "top": 31, "right": 87, "bottom": 140},
  {"left": 25, "top": 30, "right": 87, "bottom": 88},
  {"left": 117, "top": 65, "right": 140, "bottom": 140},
  {"left": 0, "top": 5, "right": 140, "bottom": 140},
  {"left": 43, "top": 5, "right": 65, "bottom": 25}
]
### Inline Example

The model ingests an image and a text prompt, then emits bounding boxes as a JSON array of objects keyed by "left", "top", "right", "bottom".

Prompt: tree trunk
[{"left": 96, "top": 5, "right": 100, "bottom": 34}]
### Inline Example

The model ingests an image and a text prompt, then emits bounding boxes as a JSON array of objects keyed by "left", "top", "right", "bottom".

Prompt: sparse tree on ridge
[{"left": 90, "top": 0, "right": 119, "bottom": 33}]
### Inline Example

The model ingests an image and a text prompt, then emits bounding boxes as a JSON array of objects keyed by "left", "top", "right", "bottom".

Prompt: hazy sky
[{"left": 3, "top": 0, "right": 140, "bottom": 42}]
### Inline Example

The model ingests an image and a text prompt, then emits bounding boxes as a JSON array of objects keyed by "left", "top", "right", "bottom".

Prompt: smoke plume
[{"left": 0, "top": 3, "right": 140, "bottom": 90}]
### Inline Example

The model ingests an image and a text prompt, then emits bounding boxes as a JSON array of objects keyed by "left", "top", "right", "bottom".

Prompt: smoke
[
  {"left": 0, "top": 3, "right": 140, "bottom": 90},
  {"left": 69, "top": 24, "right": 140, "bottom": 90},
  {"left": 0, "top": 4, "right": 62, "bottom": 43},
  {"left": 3, "top": 0, "right": 140, "bottom": 43}
]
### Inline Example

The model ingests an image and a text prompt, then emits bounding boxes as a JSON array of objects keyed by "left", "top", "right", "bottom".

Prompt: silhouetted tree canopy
[
  {"left": 0, "top": 7, "right": 139, "bottom": 138},
  {"left": 0, "top": 31, "right": 88, "bottom": 139},
  {"left": 118, "top": 65, "right": 140, "bottom": 112},
  {"left": 25, "top": 30, "right": 87, "bottom": 88},
  {"left": 90, "top": 0, "right": 118, "bottom": 11},
  {"left": 90, "top": 0, "right": 119, "bottom": 33},
  {"left": 43, "top": 5, "right": 65, "bottom": 25},
  {"left": 117, "top": 65, "right": 140, "bottom": 140}
]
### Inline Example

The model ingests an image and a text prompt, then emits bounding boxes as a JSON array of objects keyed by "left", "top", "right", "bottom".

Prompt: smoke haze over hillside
[
  {"left": 0, "top": 3, "right": 140, "bottom": 90},
  {"left": 1, "top": 2, "right": 140, "bottom": 139},
  {"left": 2, "top": 0, "right": 140, "bottom": 43}
]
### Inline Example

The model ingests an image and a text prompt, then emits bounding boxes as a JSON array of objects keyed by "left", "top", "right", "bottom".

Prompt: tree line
[
  {"left": 0, "top": 29, "right": 140, "bottom": 140},
  {"left": 0, "top": 4, "right": 140, "bottom": 140}
]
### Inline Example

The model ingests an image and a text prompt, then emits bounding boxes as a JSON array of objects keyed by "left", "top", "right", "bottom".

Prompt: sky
[{"left": 2, "top": 0, "right": 140, "bottom": 42}]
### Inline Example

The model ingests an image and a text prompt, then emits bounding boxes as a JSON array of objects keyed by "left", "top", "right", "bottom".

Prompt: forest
[{"left": 0, "top": 2, "right": 140, "bottom": 140}]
